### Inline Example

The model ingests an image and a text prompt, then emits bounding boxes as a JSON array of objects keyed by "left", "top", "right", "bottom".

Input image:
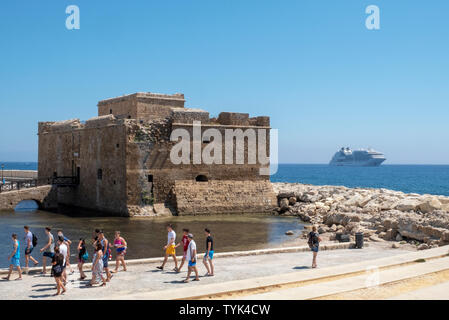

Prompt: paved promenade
[{"left": 0, "top": 243, "right": 408, "bottom": 300}]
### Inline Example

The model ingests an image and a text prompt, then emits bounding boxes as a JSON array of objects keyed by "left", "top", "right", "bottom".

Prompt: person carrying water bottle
[{"left": 308, "top": 225, "right": 322, "bottom": 268}]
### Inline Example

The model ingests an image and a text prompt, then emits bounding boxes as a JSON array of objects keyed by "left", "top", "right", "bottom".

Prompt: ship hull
[{"left": 329, "top": 158, "right": 386, "bottom": 167}]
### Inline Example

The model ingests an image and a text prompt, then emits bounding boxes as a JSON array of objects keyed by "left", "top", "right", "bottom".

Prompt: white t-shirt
[
  {"left": 25, "top": 231, "right": 33, "bottom": 247},
  {"left": 186, "top": 240, "right": 196, "bottom": 262},
  {"left": 167, "top": 230, "right": 176, "bottom": 246},
  {"left": 59, "top": 243, "right": 68, "bottom": 265}
]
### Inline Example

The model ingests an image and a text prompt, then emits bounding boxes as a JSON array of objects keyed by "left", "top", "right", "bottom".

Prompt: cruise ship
[{"left": 329, "top": 147, "right": 386, "bottom": 166}]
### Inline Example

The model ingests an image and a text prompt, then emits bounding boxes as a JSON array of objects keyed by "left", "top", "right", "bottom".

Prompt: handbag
[{"left": 82, "top": 251, "right": 89, "bottom": 261}]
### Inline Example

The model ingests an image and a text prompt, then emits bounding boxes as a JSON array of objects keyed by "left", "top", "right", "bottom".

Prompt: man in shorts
[
  {"left": 2, "top": 234, "right": 22, "bottom": 281},
  {"left": 39, "top": 227, "right": 55, "bottom": 274},
  {"left": 23, "top": 226, "right": 38, "bottom": 273},
  {"left": 98, "top": 230, "right": 112, "bottom": 282},
  {"left": 157, "top": 224, "right": 178, "bottom": 271},
  {"left": 175, "top": 228, "right": 190, "bottom": 272},
  {"left": 203, "top": 228, "right": 214, "bottom": 276},
  {"left": 57, "top": 230, "right": 73, "bottom": 274},
  {"left": 184, "top": 233, "right": 199, "bottom": 283},
  {"left": 57, "top": 236, "right": 68, "bottom": 285}
]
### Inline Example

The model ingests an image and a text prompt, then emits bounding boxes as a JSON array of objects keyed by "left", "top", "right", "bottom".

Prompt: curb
[{"left": 0, "top": 242, "right": 358, "bottom": 275}]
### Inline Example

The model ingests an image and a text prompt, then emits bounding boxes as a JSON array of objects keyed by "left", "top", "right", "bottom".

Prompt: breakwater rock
[{"left": 272, "top": 183, "right": 449, "bottom": 248}]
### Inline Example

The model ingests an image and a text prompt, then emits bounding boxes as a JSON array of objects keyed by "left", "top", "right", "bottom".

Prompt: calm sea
[
  {"left": 272, "top": 164, "right": 449, "bottom": 196},
  {"left": 2, "top": 162, "right": 449, "bottom": 196}
]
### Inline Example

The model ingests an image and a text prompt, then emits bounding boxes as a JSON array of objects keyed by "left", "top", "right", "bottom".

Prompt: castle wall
[
  {"left": 125, "top": 119, "right": 271, "bottom": 208},
  {"left": 173, "top": 180, "right": 277, "bottom": 215},
  {"left": 38, "top": 117, "right": 129, "bottom": 215}
]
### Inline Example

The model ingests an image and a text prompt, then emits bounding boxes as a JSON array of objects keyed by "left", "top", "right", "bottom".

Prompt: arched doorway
[{"left": 195, "top": 175, "right": 208, "bottom": 182}]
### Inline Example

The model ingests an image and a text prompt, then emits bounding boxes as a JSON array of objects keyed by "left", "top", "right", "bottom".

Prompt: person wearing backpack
[
  {"left": 307, "top": 225, "right": 322, "bottom": 268},
  {"left": 23, "top": 226, "right": 39, "bottom": 273}
]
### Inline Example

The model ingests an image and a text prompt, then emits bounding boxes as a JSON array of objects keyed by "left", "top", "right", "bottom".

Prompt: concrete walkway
[
  {"left": 388, "top": 281, "right": 449, "bottom": 300},
  {"left": 241, "top": 256, "right": 449, "bottom": 300},
  {"left": 0, "top": 243, "right": 409, "bottom": 300}
]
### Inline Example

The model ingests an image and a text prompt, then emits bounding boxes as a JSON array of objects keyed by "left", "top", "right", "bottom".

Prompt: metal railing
[{"left": 0, "top": 179, "right": 39, "bottom": 193}]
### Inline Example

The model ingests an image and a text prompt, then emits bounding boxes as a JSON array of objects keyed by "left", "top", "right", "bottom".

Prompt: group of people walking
[
  {"left": 156, "top": 224, "right": 215, "bottom": 283},
  {"left": 2, "top": 223, "right": 216, "bottom": 294},
  {"left": 3, "top": 226, "right": 128, "bottom": 295}
]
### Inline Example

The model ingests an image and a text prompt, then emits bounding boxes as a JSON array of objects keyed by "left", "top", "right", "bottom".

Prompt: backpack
[
  {"left": 32, "top": 233, "right": 38, "bottom": 247},
  {"left": 308, "top": 232, "right": 319, "bottom": 248}
]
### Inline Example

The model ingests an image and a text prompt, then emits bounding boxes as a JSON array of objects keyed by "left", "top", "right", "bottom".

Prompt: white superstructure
[{"left": 329, "top": 147, "right": 386, "bottom": 166}]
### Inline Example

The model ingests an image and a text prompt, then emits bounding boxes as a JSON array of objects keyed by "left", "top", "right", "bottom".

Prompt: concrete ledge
[
  {"left": 108, "top": 245, "right": 449, "bottom": 300},
  {"left": 0, "top": 242, "right": 355, "bottom": 275}
]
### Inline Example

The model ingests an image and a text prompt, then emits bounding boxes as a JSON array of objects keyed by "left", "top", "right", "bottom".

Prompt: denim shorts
[
  {"left": 311, "top": 246, "right": 319, "bottom": 253},
  {"left": 43, "top": 252, "right": 55, "bottom": 258},
  {"left": 24, "top": 246, "right": 34, "bottom": 255},
  {"left": 102, "top": 255, "right": 108, "bottom": 268}
]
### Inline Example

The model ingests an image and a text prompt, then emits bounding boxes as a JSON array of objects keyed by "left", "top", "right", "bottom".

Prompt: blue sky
[{"left": 0, "top": 0, "right": 448, "bottom": 164}]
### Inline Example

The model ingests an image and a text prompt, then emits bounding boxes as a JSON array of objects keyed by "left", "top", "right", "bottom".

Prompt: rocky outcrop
[{"left": 273, "top": 182, "right": 449, "bottom": 249}]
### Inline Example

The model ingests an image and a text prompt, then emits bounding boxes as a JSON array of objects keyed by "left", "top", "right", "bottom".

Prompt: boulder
[
  {"left": 279, "top": 198, "right": 289, "bottom": 211},
  {"left": 395, "top": 198, "right": 421, "bottom": 212},
  {"left": 278, "top": 191, "right": 295, "bottom": 199},
  {"left": 392, "top": 243, "right": 400, "bottom": 249},
  {"left": 417, "top": 243, "right": 429, "bottom": 250},
  {"left": 395, "top": 234, "right": 403, "bottom": 241},
  {"left": 369, "top": 235, "right": 384, "bottom": 242},
  {"left": 318, "top": 227, "right": 327, "bottom": 234},
  {"left": 285, "top": 230, "right": 294, "bottom": 235},
  {"left": 418, "top": 198, "right": 442, "bottom": 213},
  {"left": 288, "top": 197, "right": 297, "bottom": 205}
]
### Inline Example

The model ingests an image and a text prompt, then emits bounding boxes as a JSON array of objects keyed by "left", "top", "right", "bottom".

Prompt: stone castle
[{"left": 38, "top": 92, "right": 277, "bottom": 216}]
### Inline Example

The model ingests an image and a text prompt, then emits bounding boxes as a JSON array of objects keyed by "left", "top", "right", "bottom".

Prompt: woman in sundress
[{"left": 90, "top": 242, "right": 106, "bottom": 286}]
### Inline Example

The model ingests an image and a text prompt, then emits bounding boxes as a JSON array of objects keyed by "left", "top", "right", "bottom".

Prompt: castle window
[
  {"left": 128, "top": 115, "right": 131, "bottom": 119},
  {"left": 195, "top": 175, "right": 208, "bottom": 182},
  {"left": 116, "top": 143, "right": 119, "bottom": 148},
  {"left": 148, "top": 175, "right": 153, "bottom": 183},
  {"left": 97, "top": 169, "right": 103, "bottom": 180},
  {"left": 109, "top": 109, "right": 112, "bottom": 114}
]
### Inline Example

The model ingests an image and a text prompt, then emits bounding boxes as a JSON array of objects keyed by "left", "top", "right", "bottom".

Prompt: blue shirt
[{"left": 13, "top": 240, "right": 20, "bottom": 259}]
